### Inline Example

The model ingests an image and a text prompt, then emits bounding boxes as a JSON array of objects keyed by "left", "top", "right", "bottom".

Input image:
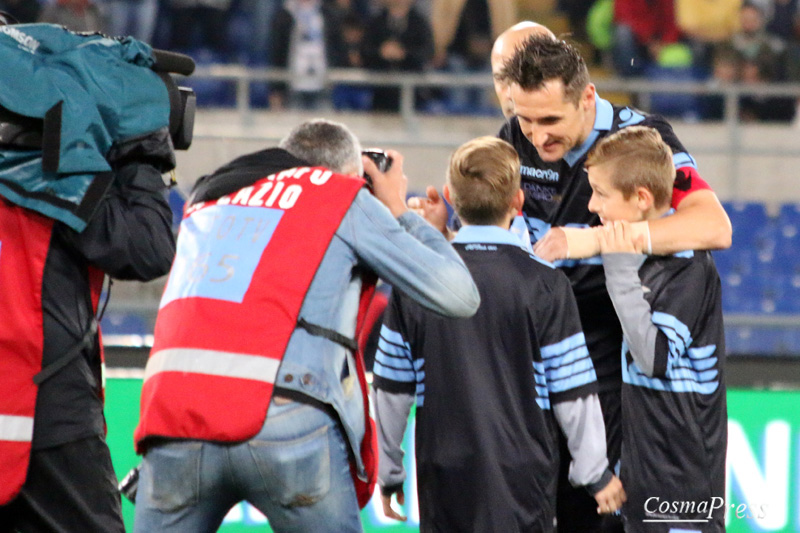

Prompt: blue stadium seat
[
  {"left": 100, "top": 311, "right": 149, "bottom": 336},
  {"left": 723, "top": 201, "right": 775, "bottom": 251},
  {"left": 726, "top": 326, "right": 784, "bottom": 355},
  {"left": 720, "top": 271, "right": 761, "bottom": 314}
]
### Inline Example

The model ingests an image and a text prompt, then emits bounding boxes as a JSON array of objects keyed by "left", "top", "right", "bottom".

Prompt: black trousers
[
  {"left": 556, "top": 388, "right": 624, "bottom": 533},
  {"left": 0, "top": 435, "right": 124, "bottom": 533}
]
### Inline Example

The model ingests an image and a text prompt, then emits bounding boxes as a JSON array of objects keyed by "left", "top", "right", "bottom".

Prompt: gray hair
[{"left": 278, "top": 119, "right": 363, "bottom": 175}]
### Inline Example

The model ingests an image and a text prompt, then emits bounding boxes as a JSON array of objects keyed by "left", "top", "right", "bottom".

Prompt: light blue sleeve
[{"left": 338, "top": 190, "right": 480, "bottom": 318}]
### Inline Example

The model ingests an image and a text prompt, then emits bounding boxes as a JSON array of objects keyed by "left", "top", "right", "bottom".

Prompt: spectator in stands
[
  {"left": 675, "top": 0, "right": 741, "bottom": 71},
  {"left": 269, "top": 0, "right": 344, "bottom": 109},
  {"left": 362, "top": 0, "right": 433, "bottom": 111},
  {"left": 611, "top": 0, "right": 681, "bottom": 77},
  {"left": 38, "top": 0, "right": 108, "bottom": 33},
  {"left": 375, "top": 136, "right": 624, "bottom": 531},
  {"left": 731, "top": 2, "right": 786, "bottom": 63},
  {"left": 702, "top": 45, "right": 743, "bottom": 120},
  {"left": 99, "top": 0, "right": 158, "bottom": 42},
  {"left": 167, "top": 0, "right": 230, "bottom": 57},
  {"left": 0, "top": 0, "right": 41, "bottom": 23},
  {"left": 760, "top": 0, "right": 800, "bottom": 40},
  {"left": 234, "top": 0, "right": 279, "bottom": 64},
  {"left": 430, "top": 0, "right": 515, "bottom": 70},
  {"left": 586, "top": 126, "right": 728, "bottom": 531},
  {"left": 739, "top": 54, "right": 797, "bottom": 121},
  {"left": 330, "top": 12, "right": 374, "bottom": 110},
  {"left": 430, "top": 0, "right": 495, "bottom": 112}
]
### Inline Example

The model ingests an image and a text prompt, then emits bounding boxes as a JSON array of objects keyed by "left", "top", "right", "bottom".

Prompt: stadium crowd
[{"left": 2, "top": 0, "right": 799, "bottom": 119}]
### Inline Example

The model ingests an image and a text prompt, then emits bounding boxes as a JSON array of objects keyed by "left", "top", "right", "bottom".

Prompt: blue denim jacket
[{"left": 274, "top": 189, "right": 480, "bottom": 478}]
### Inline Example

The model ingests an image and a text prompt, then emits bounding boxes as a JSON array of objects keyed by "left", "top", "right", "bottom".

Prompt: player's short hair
[
  {"left": 279, "top": 119, "right": 363, "bottom": 175},
  {"left": 585, "top": 126, "right": 675, "bottom": 208},
  {"left": 500, "top": 34, "right": 590, "bottom": 105},
  {"left": 447, "top": 137, "right": 520, "bottom": 226}
]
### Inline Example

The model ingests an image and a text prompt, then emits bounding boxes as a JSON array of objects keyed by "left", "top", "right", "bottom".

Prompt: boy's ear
[
  {"left": 636, "top": 186, "right": 655, "bottom": 212},
  {"left": 511, "top": 189, "right": 524, "bottom": 213},
  {"left": 443, "top": 184, "right": 452, "bottom": 205}
]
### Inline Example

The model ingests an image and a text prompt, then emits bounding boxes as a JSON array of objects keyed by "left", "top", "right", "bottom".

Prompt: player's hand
[
  {"left": 597, "top": 221, "right": 645, "bottom": 254},
  {"left": 363, "top": 150, "right": 408, "bottom": 218},
  {"left": 594, "top": 475, "right": 626, "bottom": 514},
  {"left": 407, "top": 186, "right": 449, "bottom": 235},
  {"left": 381, "top": 487, "right": 407, "bottom": 521},
  {"left": 533, "top": 227, "right": 568, "bottom": 261}
]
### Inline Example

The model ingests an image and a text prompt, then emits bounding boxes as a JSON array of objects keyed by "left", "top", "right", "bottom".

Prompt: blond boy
[
  {"left": 373, "top": 136, "right": 624, "bottom": 532},
  {"left": 586, "top": 126, "right": 727, "bottom": 533}
]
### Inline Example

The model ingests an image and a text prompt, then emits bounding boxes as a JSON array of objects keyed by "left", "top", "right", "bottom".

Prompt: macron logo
[
  {"left": 1, "top": 26, "right": 40, "bottom": 53},
  {"left": 521, "top": 165, "right": 559, "bottom": 182}
]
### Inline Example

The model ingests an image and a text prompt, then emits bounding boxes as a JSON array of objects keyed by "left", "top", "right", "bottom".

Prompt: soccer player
[
  {"left": 586, "top": 126, "right": 727, "bottom": 532},
  {"left": 497, "top": 34, "right": 732, "bottom": 532},
  {"left": 373, "top": 136, "right": 625, "bottom": 532}
]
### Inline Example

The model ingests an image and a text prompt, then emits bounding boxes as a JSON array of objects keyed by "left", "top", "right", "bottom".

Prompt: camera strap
[
  {"left": 296, "top": 317, "right": 358, "bottom": 352},
  {"left": 33, "top": 319, "right": 97, "bottom": 385}
]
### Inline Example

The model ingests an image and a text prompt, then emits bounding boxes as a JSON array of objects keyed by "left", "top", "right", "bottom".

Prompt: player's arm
[
  {"left": 542, "top": 186, "right": 731, "bottom": 260},
  {"left": 598, "top": 222, "right": 660, "bottom": 376},
  {"left": 641, "top": 187, "right": 732, "bottom": 254},
  {"left": 537, "top": 271, "right": 625, "bottom": 513},
  {"left": 373, "top": 387, "right": 413, "bottom": 521},
  {"left": 599, "top": 221, "right": 701, "bottom": 378},
  {"left": 552, "top": 396, "right": 625, "bottom": 513},
  {"left": 371, "top": 297, "right": 417, "bottom": 522}
]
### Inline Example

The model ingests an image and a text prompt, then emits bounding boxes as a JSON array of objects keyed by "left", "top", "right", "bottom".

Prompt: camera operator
[
  {"left": 132, "top": 118, "right": 480, "bottom": 532},
  {"left": 0, "top": 131, "right": 176, "bottom": 531}
]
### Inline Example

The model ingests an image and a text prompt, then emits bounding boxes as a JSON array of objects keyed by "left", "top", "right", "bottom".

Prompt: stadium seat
[
  {"left": 100, "top": 311, "right": 149, "bottom": 336},
  {"left": 723, "top": 201, "right": 774, "bottom": 250}
]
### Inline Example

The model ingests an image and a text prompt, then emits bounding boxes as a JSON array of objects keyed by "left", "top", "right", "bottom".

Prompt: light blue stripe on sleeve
[
  {"left": 536, "top": 397, "right": 551, "bottom": 410},
  {"left": 379, "top": 326, "right": 412, "bottom": 353},
  {"left": 653, "top": 312, "right": 693, "bottom": 359},
  {"left": 377, "top": 339, "right": 413, "bottom": 365},
  {"left": 548, "top": 368, "right": 598, "bottom": 393},
  {"left": 541, "top": 332, "right": 587, "bottom": 360},
  {"left": 545, "top": 356, "right": 595, "bottom": 381},
  {"left": 673, "top": 152, "right": 697, "bottom": 169},
  {"left": 373, "top": 361, "right": 416, "bottom": 383}
]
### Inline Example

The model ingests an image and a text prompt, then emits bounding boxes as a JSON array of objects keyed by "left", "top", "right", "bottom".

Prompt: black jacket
[{"left": 33, "top": 131, "right": 176, "bottom": 449}]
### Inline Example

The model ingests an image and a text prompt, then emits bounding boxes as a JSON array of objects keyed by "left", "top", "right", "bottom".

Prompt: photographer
[{"left": 133, "top": 119, "right": 480, "bottom": 532}]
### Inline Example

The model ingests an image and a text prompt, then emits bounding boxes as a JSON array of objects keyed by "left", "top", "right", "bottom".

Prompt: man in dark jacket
[{"left": 0, "top": 129, "right": 176, "bottom": 532}]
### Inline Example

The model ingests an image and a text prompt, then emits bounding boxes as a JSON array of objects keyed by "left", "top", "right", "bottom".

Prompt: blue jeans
[{"left": 133, "top": 398, "right": 363, "bottom": 532}]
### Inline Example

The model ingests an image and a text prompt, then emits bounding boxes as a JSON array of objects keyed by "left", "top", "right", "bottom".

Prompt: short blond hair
[
  {"left": 447, "top": 137, "right": 520, "bottom": 225},
  {"left": 585, "top": 126, "right": 675, "bottom": 208}
]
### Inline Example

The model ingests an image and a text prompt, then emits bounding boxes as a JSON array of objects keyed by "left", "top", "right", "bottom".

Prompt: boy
[
  {"left": 585, "top": 126, "right": 727, "bottom": 532},
  {"left": 372, "top": 136, "right": 625, "bottom": 532}
]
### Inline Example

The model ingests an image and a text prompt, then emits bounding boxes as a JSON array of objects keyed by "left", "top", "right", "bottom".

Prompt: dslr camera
[{"left": 362, "top": 149, "right": 393, "bottom": 189}]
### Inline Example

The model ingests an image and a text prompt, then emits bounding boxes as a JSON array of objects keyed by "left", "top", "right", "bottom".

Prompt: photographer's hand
[{"left": 362, "top": 150, "right": 408, "bottom": 218}]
